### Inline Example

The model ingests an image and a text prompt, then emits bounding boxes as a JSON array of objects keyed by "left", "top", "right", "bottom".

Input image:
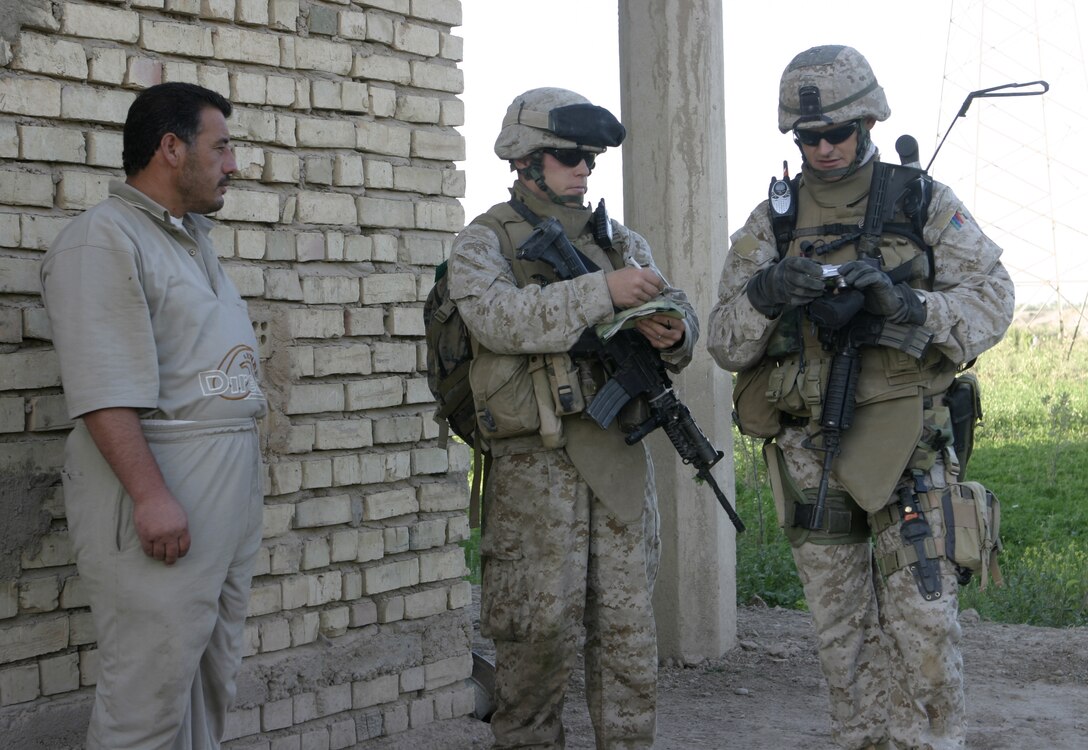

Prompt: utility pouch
[
  {"left": 732, "top": 361, "right": 781, "bottom": 438},
  {"left": 945, "top": 371, "right": 983, "bottom": 479},
  {"left": 544, "top": 353, "right": 585, "bottom": 416},
  {"left": 470, "top": 352, "right": 541, "bottom": 440},
  {"left": 939, "top": 481, "right": 1003, "bottom": 589}
]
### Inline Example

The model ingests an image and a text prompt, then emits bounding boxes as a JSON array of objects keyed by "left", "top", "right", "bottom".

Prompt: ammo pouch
[
  {"left": 940, "top": 481, "right": 1003, "bottom": 589},
  {"left": 763, "top": 442, "right": 868, "bottom": 546},
  {"left": 470, "top": 351, "right": 541, "bottom": 441}
]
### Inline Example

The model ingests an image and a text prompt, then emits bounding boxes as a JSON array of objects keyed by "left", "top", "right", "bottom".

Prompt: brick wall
[{"left": 0, "top": 1, "right": 474, "bottom": 746}]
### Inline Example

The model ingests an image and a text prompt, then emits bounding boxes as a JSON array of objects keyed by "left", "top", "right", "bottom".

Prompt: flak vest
[
  {"left": 470, "top": 186, "right": 651, "bottom": 523},
  {"left": 765, "top": 160, "right": 956, "bottom": 510}
]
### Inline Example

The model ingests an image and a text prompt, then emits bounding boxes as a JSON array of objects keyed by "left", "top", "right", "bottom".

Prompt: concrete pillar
[{"left": 618, "top": 0, "right": 736, "bottom": 663}]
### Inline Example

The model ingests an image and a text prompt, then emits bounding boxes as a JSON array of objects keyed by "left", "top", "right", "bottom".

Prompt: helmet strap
[{"left": 523, "top": 152, "right": 583, "bottom": 206}]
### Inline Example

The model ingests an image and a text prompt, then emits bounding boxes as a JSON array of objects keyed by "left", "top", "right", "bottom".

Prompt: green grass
[
  {"left": 461, "top": 319, "right": 1088, "bottom": 627},
  {"left": 735, "top": 322, "right": 1088, "bottom": 627}
]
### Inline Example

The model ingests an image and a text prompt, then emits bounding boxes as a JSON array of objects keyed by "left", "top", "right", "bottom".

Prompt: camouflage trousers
[
  {"left": 480, "top": 448, "right": 659, "bottom": 749},
  {"left": 777, "top": 428, "right": 965, "bottom": 750}
]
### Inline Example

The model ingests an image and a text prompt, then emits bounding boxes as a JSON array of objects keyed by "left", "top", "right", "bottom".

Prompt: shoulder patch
[{"left": 730, "top": 233, "right": 762, "bottom": 260}]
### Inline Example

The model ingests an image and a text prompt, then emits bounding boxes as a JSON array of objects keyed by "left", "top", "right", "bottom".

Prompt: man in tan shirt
[{"left": 41, "top": 83, "right": 265, "bottom": 750}]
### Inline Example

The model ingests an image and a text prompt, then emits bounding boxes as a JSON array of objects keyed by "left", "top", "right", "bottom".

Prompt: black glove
[
  {"left": 838, "top": 261, "right": 926, "bottom": 325},
  {"left": 746, "top": 256, "right": 825, "bottom": 317}
]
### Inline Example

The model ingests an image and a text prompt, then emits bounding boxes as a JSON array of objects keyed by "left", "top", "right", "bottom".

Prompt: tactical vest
[
  {"left": 761, "top": 160, "right": 957, "bottom": 510},
  {"left": 468, "top": 185, "right": 652, "bottom": 522}
]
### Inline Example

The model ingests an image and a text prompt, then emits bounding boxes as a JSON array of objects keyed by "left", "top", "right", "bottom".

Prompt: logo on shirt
[{"left": 199, "top": 344, "right": 264, "bottom": 401}]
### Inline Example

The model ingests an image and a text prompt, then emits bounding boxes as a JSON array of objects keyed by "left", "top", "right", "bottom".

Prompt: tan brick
[
  {"left": 0, "top": 76, "right": 62, "bottom": 118},
  {"left": 448, "top": 580, "right": 472, "bottom": 614},
  {"left": 393, "top": 21, "right": 440, "bottom": 56},
  {"left": 86, "top": 47, "right": 125, "bottom": 84},
  {"left": 290, "top": 611, "right": 320, "bottom": 647},
  {"left": 297, "top": 118, "right": 356, "bottom": 148},
  {"left": 38, "top": 652, "right": 79, "bottom": 696},
  {"left": 356, "top": 120, "right": 411, "bottom": 157},
  {"left": 213, "top": 26, "right": 280, "bottom": 65},
  {"left": 57, "top": 171, "right": 111, "bottom": 211},
  {"left": 419, "top": 546, "right": 466, "bottom": 584},
  {"left": 236, "top": 0, "right": 269, "bottom": 25},
  {"left": 223, "top": 264, "right": 264, "bottom": 297},
  {"left": 443, "top": 168, "right": 466, "bottom": 196},
  {"left": 201, "top": 0, "right": 235, "bottom": 21},
  {"left": 0, "top": 169, "right": 53, "bottom": 208},
  {"left": 229, "top": 72, "right": 267, "bottom": 105},
  {"left": 62, "top": 3, "right": 140, "bottom": 42},
  {"left": 86, "top": 131, "right": 123, "bottom": 168},
  {"left": 357, "top": 195, "right": 413, "bottom": 230},
  {"left": 370, "top": 85, "right": 397, "bottom": 118},
  {"left": 78, "top": 648, "right": 98, "bottom": 687},
  {"left": 314, "top": 344, "right": 371, "bottom": 377},
  {"left": 296, "top": 191, "right": 358, "bottom": 226},
  {"left": 410, "top": 448, "right": 448, "bottom": 475},
  {"left": 0, "top": 350, "right": 60, "bottom": 390},
  {"left": 352, "top": 673, "right": 398, "bottom": 709},
  {"left": 361, "top": 558, "right": 419, "bottom": 595},
  {"left": 393, "top": 165, "right": 441, "bottom": 195},
  {"left": 384, "top": 526, "right": 409, "bottom": 554},
  {"left": 344, "top": 376, "right": 402, "bottom": 411},
  {"left": 286, "top": 384, "right": 344, "bottom": 415},
  {"left": 314, "top": 419, "right": 373, "bottom": 451},
  {"left": 0, "top": 397, "right": 23, "bottom": 433},
  {"left": 141, "top": 19, "right": 213, "bottom": 57},
  {"left": 412, "top": 129, "right": 464, "bottom": 161},
  {"left": 286, "top": 308, "right": 344, "bottom": 339},
  {"left": 231, "top": 108, "right": 277, "bottom": 143},
  {"left": 365, "top": 11, "right": 395, "bottom": 45},
  {"left": 293, "top": 37, "right": 352, "bottom": 75},
  {"left": 307, "top": 571, "right": 341, "bottom": 606},
  {"left": 0, "top": 617, "right": 68, "bottom": 664},
  {"left": 258, "top": 617, "right": 291, "bottom": 653},
  {"left": 417, "top": 481, "right": 467, "bottom": 513},
  {"left": 216, "top": 189, "right": 279, "bottom": 222},
  {"left": 440, "top": 98, "right": 465, "bottom": 127},
  {"left": 0, "top": 257, "right": 41, "bottom": 294},
  {"left": 424, "top": 652, "right": 473, "bottom": 693},
  {"left": 269, "top": 0, "right": 300, "bottom": 30},
  {"left": 340, "top": 10, "right": 367, "bottom": 39},
  {"left": 294, "top": 495, "right": 353, "bottom": 528},
  {"left": 262, "top": 151, "right": 299, "bottom": 183},
  {"left": 415, "top": 199, "right": 464, "bottom": 232},
  {"left": 363, "top": 488, "right": 417, "bottom": 521},
  {"left": 410, "top": 60, "right": 464, "bottom": 94},
  {"left": 371, "top": 342, "right": 417, "bottom": 373},
  {"left": 248, "top": 582, "right": 282, "bottom": 618},
  {"left": 61, "top": 86, "right": 136, "bottom": 124},
  {"left": 345, "top": 307, "right": 385, "bottom": 336},
  {"left": 165, "top": 0, "right": 201, "bottom": 14},
  {"left": 0, "top": 663, "right": 40, "bottom": 706},
  {"left": 396, "top": 94, "right": 441, "bottom": 124},
  {"left": 160, "top": 60, "right": 198, "bottom": 85},
  {"left": 440, "top": 32, "right": 464, "bottom": 63},
  {"left": 351, "top": 52, "right": 411, "bottom": 84},
  {"left": 265, "top": 75, "right": 295, "bottom": 106},
  {"left": 13, "top": 32, "right": 87, "bottom": 79},
  {"left": 412, "top": 0, "right": 462, "bottom": 25}
]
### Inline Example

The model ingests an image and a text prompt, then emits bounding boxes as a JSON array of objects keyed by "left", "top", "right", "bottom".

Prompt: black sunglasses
[
  {"left": 794, "top": 121, "right": 859, "bottom": 147},
  {"left": 542, "top": 148, "right": 596, "bottom": 169}
]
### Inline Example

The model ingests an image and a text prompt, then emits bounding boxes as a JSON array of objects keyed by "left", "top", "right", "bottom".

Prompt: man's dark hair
[{"left": 122, "top": 82, "right": 232, "bottom": 176}]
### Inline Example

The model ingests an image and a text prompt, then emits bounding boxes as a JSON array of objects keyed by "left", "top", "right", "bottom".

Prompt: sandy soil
[{"left": 367, "top": 587, "right": 1088, "bottom": 749}]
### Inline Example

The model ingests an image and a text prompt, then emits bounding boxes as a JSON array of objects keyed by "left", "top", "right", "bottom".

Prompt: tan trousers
[
  {"left": 480, "top": 449, "right": 659, "bottom": 749},
  {"left": 63, "top": 418, "right": 263, "bottom": 750}
]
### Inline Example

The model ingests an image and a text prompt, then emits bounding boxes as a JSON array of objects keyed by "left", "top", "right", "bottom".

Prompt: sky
[{"left": 456, "top": 0, "right": 1088, "bottom": 310}]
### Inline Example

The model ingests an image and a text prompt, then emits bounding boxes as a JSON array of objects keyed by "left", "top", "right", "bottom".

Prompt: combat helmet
[
  {"left": 778, "top": 45, "right": 890, "bottom": 133},
  {"left": 494, "top": 87, "right": 626, "bottom": 161}
]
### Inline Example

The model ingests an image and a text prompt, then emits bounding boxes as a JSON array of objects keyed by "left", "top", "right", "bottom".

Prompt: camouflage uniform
[
  {"left": 449, "top": 178, "right": 696, "bottom": 748},
  {"left": 708, "top": 46, "right": 1014, "bottom": 750}
]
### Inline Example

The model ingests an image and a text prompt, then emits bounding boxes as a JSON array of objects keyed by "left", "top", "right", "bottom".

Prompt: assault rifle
[{"left": 517, "top": 217, "right": 745, "bottom": 533}]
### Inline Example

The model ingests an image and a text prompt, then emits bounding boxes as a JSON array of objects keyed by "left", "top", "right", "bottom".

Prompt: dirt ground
[{"left": 367, "top": 586, "right": 1088, "bottom": 749}]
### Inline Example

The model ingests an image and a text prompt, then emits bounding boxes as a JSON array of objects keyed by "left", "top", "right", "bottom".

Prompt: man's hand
[
  {"left": 606, "top": 266, "right": 665, "bottom": 308},
  {"left": 838, "top": 261, "right": 926, "bottom": 325},
  {"left": 746, "top": 256, "right": 825, "bottom": 316},
  {"left": 133, "top": 492, "right": 191, "bottom": 565},
  {"left": 83, "top": 407, "right": 192, "bottom": 566},
  {"left": 634, "top": 314, "right": 685, "bottom": 350}
]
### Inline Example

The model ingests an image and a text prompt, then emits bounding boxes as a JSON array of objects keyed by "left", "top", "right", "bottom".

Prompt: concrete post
[{"left": 617, "top": 0, "right": 736, "bottom": 663}]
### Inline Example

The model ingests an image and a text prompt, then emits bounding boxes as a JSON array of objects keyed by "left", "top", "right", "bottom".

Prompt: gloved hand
[
  {"left": 745, "top": 256, "right": 825, "bottom": 317},
  {"left": 838, "top": 260, "right": 926, "bottom": 325}
]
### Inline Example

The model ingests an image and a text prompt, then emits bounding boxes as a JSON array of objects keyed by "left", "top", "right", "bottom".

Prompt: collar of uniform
[
  {"left": 801, "top": 157, "right": 877, "bottom": 209},
  {"left": 107, "top": 179, "right": 213, "bottom": 237},
  {"left": 510, "top": 181, "right": 593, "bottom": 238}
]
